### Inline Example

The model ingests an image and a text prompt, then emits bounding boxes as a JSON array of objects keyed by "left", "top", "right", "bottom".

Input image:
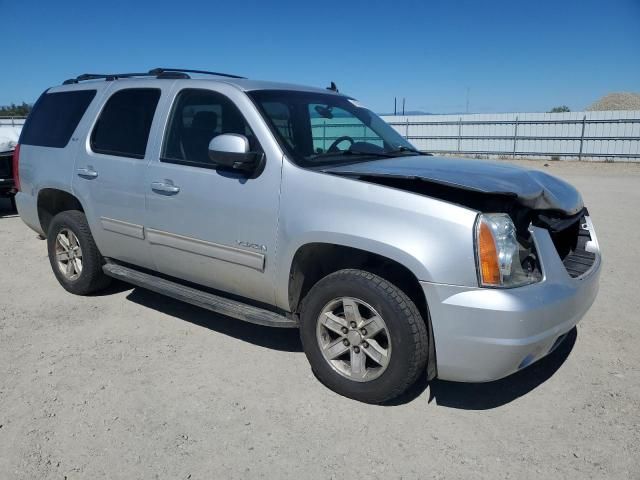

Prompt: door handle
[
  {"left": 76, "top": 167, "right": 98, "bottom": 179},
  {"left": 151, "top": 181, "right": 180, "bottom": 195}
]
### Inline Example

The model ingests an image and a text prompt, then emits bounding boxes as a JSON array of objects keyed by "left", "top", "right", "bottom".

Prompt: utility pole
[
  {"left": 394, "top": 97, "right": 397, "bottom": 115},
  {"left": 402, "top": 97, "right": 405, "bottom": 116}
]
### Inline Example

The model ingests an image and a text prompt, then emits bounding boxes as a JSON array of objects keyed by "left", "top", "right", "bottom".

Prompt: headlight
[{"left": 475, "top": 213, "right": 542, "bottom": 288}]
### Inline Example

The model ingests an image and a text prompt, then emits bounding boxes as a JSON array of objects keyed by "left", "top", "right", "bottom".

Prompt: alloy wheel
[
  {"left": 316, "top": 297, "right": 391, "bottom": 382},
  {"left": 54, "top": 228, "right": 83, "bottom": 281}
]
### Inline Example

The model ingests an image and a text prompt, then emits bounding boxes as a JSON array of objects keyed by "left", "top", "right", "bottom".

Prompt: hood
[{"left": 322, "top": 155, "right": 583, "bottom": 215}]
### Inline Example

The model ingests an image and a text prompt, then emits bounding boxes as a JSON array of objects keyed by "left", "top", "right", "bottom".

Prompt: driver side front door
[{"left": 144, "top": 86, "right": 282, "bottom": 305}]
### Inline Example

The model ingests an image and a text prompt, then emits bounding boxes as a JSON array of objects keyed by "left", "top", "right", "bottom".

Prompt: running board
[{"left": 103, "top": 263, "right": 298, "bottom": 328}]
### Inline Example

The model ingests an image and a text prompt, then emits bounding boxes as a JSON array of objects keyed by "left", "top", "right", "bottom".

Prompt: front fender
[{"left": 273, "top": 161, "right": 479, "bottom": 310}]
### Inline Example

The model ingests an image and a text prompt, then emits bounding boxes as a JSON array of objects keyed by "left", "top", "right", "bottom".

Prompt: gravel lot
[{"left": 1, "top": 159, "right": 639, "bottom": 479}]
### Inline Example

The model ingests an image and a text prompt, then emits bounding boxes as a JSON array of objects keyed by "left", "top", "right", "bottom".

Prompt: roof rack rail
[
  {"left": 62, "top": 72, "right": 153, "bottom": 85},
  {"left": 149, "top": 68, "right": 246, "bottom": 79},
  {"left": 62, "top": 67, "right": 246, "bottom": 85}
]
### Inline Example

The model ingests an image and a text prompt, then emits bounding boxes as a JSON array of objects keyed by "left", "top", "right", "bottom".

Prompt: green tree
[
  {"left": 0, "top": 102, "right": 31, "bottom": 117},
  {"left": 549, "top": 105, "right": 570, "bottom": 113}
]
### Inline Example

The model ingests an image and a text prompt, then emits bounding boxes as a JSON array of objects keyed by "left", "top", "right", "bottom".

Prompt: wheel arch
[{"left": 37, "top": 187, "right": 86, "bottom": 236}]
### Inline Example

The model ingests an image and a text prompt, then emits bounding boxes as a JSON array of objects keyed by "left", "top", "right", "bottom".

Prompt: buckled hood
[{"left": 323, "top": 155, "right": 583, "bottom": 215}]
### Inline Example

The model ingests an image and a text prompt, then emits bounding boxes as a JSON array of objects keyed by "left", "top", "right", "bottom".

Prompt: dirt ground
[{"left": 1, "top": 159, "right": 639, "bottom": 479}]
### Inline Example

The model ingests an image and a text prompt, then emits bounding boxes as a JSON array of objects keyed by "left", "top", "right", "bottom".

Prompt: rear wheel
[
  {"left": 300, "top": 269, "right": 429, "bottom": 403},
  {"left": 47, "top": 211, "right": 111, "bottom": 295}
]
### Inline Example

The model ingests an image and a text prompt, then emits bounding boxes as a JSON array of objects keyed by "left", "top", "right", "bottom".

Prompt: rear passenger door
[
  {"left": 143, "top": 85, "right": 283, "bottom": 305},
  {"left": 73, "top": 85, "right": 165, "bottom": 270}
]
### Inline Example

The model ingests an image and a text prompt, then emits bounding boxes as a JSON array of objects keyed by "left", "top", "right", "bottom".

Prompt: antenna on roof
[{"left": 326, "top": 81, "right": 339, "bottom": 93}]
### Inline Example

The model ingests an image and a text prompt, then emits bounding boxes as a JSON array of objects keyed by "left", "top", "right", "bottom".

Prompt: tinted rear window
[
  {"left": 91, "top": 88, "right": 160, "bottom": 159},
  {"left": 19, "top": 90, "right": 96, "bottom": 148}
]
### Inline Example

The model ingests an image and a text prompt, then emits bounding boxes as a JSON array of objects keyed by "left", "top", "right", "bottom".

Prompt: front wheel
[{"left": 299, "top": 269, "right": 429, "bottom": 403}]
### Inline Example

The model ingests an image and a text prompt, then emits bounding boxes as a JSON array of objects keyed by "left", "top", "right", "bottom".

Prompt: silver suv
[{"left": 14, "top": 68, "right": 601, "bottom": 403}]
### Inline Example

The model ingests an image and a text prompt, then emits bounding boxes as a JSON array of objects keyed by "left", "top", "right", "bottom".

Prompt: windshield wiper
[
  {"left": 308, "top": 145, "right": 422, "bottom": 161},
  {"left": 308, "top": 150, "right": 396, "bottom": 160},
  {"left": 387, "top": 146, "right": 422, "bottom": 155}
]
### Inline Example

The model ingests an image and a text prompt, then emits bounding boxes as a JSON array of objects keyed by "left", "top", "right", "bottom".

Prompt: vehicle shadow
[
  {"left": 125, "top": 287, "right": 303, "bottom": 353},
  {"left": 385, "top": 327, "right": 578, "bottom": 409},
  {"left": 89, "top": 279, "right": 135, "bottom": 296},
  {"left": 120, "top": 283, "right": 576, "bottom": 406}
]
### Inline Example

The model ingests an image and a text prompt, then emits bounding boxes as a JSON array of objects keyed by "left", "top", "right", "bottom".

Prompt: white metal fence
[
  {"left": 3, "top": 113, "right": 640, "bottom": 161},
  {"left": 381, "top": 111, "right": 640, "bottom": 161},
  {"left": 0, "top": 117, "right": 26, "bottom": 127}
]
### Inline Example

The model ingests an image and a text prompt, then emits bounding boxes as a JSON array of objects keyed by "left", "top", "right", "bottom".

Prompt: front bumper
[{"left": 422, "top": 221, "right": 601, "bottom": 382}]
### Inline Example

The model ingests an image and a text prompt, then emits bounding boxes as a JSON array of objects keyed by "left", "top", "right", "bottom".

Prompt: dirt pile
[{"left": 587, "top": 92, "right": 640, "bottom": 111}]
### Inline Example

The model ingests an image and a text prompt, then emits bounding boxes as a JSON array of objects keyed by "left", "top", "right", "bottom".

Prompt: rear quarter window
[
  {"left": 90, "top": 88, "right": 161, "bottom": 159},
  {"left": 19, "top": 90, "right": 96, "bottom": 148}
]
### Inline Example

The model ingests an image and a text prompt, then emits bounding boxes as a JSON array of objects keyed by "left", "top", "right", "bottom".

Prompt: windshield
[{"left": 248, "top": 90, "right": 419, "bottom": 167}]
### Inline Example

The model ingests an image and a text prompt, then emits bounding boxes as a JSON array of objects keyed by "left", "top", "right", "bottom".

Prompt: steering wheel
[{"left": 327, "top": 136, "right": 355, "bottom": 153}]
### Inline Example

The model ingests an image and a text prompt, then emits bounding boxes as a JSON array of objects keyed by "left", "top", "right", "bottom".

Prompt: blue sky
[{"left": 2, "top": 0, "right": 639, "bottom": 113}]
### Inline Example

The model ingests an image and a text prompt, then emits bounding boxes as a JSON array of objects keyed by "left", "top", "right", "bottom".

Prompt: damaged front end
[
  {"left": 323, "top": 158, "right": 597, "bottom": 285},
  {"left": 534, "top": 210, "right": 598, "bottom": 278}
]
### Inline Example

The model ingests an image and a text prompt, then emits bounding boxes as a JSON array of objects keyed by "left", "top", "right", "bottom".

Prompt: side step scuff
[{"left": 103, "top": 263, "right": 297, "bottom": 328}]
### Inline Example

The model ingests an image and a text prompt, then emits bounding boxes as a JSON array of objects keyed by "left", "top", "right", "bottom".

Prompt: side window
[
  {"left": 91, "top": 88, "right": 160, "bottom": 159},
  {"left": 20, "top": 90, "right": 96, "bottom": 148},
  {"left": 162, "top": 89, "right": 259, "bottom": 167}
]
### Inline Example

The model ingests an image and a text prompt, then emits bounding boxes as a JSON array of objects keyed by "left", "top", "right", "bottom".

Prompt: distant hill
[{"left": 587, "top": 92, "right": 640, "bottom": 111}]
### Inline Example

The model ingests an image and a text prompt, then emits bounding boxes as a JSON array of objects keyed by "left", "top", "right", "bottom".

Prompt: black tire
[
  {"left": 299, "top": 269, "right": 429, "bottom": 403},
  {"left": 47, "top": 210, "right": 111, "bottom": 295}
]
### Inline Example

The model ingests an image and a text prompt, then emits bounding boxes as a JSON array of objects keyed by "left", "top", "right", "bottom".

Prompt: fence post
[
  {"left": 578, "top": 115, "right": 586, "bottom": 161},
  {"left": 457, "top": 117, "right": 462, "bottom": 152},
  {"left": 513, "top": 116, "right": 519, "bottom": 158},
  {"left": 405, "top": 118, "right": 409, "bottom": 140}
]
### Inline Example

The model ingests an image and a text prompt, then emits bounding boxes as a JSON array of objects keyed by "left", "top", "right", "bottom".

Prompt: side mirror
[{"left": 208, "top": 134, "right": 263, "bottom": 173}]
